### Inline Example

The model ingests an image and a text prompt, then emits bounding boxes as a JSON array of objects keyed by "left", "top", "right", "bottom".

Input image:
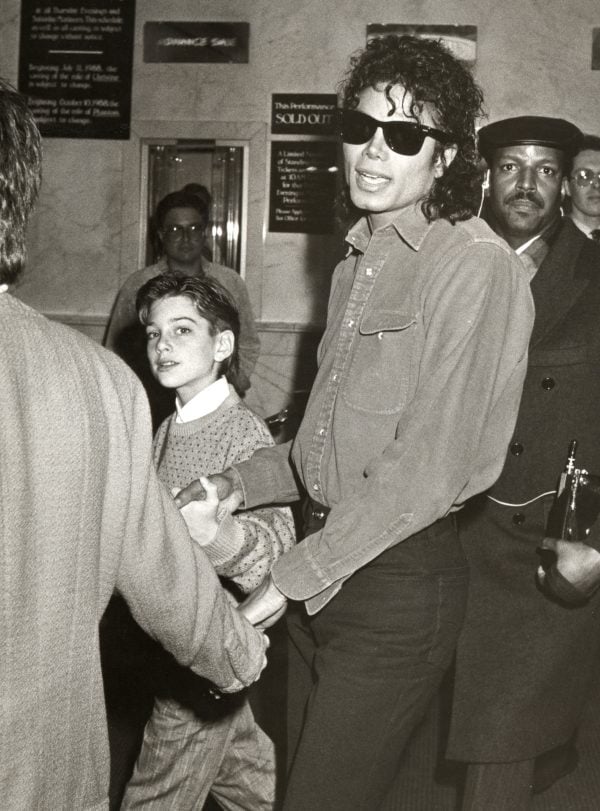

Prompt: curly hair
[
  {"left": 0, "top": 79, "right": 42, "bottom": 285},
  {"left": 136, "top": 272, "right": 241, "bottom": 389},
  {"left": 339, "top": 35, "right": 485, "bottom": 223}
]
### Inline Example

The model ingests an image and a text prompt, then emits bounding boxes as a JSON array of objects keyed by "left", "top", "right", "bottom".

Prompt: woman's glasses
[
  {"left": 337, "top": 109, "right": 453, "bottom": 156},
  {"left": 570, "top": 169, "right": 600, "bottom": 188}
]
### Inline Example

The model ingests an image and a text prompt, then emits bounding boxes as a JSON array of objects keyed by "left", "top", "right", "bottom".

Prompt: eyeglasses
[
  {"left": 337, "top": 109, "right": 453, "bottom": 156},
  {"left": 162, "top": 223, "right": 205, "bottom": 240},
  {"left": 570, "top": 169, "right": 600, "bottom": 187}
]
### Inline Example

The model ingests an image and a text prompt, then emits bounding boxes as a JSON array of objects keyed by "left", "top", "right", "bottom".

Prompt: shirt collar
[
  {"left": 175, "top": 376, "right": 230, "bottom": 423},
  {"left": 517, "top": 215, "right": 563, "bottom": 278},
  {"left": 515, "top": 233, "right": 542, "bottom": 255},
  {"left": 569, "top": 217, "right": 599, "bottom": 239},
  {"left": 345, "top": 205, "right": 433, "bottom": 255}
]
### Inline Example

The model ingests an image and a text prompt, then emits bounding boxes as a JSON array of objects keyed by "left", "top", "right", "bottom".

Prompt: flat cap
[{"left": 478, "top": 116, "right": 583, "bottom": 162}]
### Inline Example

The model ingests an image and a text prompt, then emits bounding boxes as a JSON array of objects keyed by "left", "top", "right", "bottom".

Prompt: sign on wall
[
  {"left": 593, "top": 28, "right": 600, "bottom": 70},
  {"left": 269, "top": 140, "right": 338, "bottom": 234},
  {"left": 271, "top": 94, "right": 338, "bottom": 136},
  {"left": 144, "top": 22, "right": 249, "bottom": 63},
  {"left": 18, "top": 0, "right": 135, "bottom": 139}
]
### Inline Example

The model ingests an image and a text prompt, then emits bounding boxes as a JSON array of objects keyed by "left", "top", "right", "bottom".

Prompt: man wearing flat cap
[{"left": 446, "top": 116, "right": 600, "bottom": 808}]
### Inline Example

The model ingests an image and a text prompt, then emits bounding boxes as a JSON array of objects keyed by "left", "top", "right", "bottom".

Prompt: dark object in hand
[
  {"left": 546, "top": 442, "right": 600, "bottom": 542},
  {"left": 542, "top": 440, "right": 600, "bottom": 605}
]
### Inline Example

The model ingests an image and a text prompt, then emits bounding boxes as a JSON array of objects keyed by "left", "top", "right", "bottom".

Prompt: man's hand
[
  {"left": 173, "top": 476, "right": 219, "bottom": 547},
  {"left": 537, "top": 537, "right": 600, "bottom": 603},
  {"left": 238, "top": 575, "right": 288, "bottom": 630},
  {"left": 174, "top": 470, "right": 244, "bottom": 515}
]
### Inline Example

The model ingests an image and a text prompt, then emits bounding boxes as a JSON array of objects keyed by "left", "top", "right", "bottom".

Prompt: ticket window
[{"left": 144, "top": 139, "right": 247, "bottom": 273}]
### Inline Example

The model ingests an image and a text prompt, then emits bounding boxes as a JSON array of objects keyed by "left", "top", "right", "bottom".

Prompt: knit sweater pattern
[{"left": 153, "top": 389, "right": 295, "bottom": 593}]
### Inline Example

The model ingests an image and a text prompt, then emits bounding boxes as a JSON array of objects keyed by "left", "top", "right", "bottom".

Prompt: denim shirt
[{"left": 236, "top": 205, "right": 534, "bottom": 614}]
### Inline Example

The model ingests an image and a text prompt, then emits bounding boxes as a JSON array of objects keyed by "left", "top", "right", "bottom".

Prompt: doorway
[{"left": 145, "top": 139, "right": 247, "bottom": 273}]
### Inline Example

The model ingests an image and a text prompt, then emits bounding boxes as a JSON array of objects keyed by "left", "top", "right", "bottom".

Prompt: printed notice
[
  {"left": 18, "top": 0, "right": 135, "bottom": 139},
  {"left": 269, "top": 141, "right": 339, "bottom": 234},
  {"left": 271, "top": 94, "right": 338, "bottom": 136}
]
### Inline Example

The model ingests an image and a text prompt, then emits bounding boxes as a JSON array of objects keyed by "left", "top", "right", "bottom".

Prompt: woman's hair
[
  {"left": 154, "top": 190, "right": 209, "bottom": 231},
  {"left": 136, "top": 272, "right": 241, "bottom": 388},
  {"left": 0, "top": 79, "right": 42, "bottom": 285},
  {"left": 339, "top": 35, "right": 486, "bottom": 223}
]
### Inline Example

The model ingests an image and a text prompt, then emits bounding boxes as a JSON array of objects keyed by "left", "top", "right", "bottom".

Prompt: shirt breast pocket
[{"left": 342, "top": 310, "right": 417, "bottom": 415}]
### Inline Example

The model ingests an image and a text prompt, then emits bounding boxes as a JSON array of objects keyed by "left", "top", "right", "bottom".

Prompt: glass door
[{"left": 145, "top": 139, "right": 246, "bottom": 273}]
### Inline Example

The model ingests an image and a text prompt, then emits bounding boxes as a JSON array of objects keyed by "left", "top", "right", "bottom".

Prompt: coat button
[
  {"left": 541, "top": 377, "right": 555, "bottom": 390},
  {"left": 510, "top": 442, "right": 524, "bottom": 456},
  {"left": 513, "top": 512, "right": 525, "bottom": 525}
]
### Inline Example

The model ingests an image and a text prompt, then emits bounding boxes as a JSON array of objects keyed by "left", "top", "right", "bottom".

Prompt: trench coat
[{"left": 448, "top": 218, "right": 600, "bottom": 762}]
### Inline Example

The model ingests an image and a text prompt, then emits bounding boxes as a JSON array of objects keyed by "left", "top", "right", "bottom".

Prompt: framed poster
[
  {"left": 18, "top": 0, "right": 135, "bottom": 139},
  {"left": 593, "top": 28, "right": 600, "bottom": 70}
]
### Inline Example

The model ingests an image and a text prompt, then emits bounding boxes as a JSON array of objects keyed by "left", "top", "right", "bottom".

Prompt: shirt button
[
  {"left": 510, "top": 442, "right": 524, "bottom": 456},
  {"left": 365, "top": 267, "right": 373, "bottom": 276},
  {"left": 312, "top": 484, "right": 319, "bottom": 492},
  {"left": 541, "top": 377, "right": 555, "bottom": 390},
  {"left": 512, "top": 512, "right": 526, "bottom": 526},
  {"left": 319, "top": 428, "right": 326, "bottom": 436},
  {"left": 347, "top": 319, "right": 355, "bottom": 328},
  {"left": 332, "top": 373, "right": 339, "bottom": 382}
]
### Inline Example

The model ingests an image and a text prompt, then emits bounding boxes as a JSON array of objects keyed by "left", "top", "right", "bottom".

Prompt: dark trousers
[{"left": 282, "top": 516, "right": 468, "bottom": 811}]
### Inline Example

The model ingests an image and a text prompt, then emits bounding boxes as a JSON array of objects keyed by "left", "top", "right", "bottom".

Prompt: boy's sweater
[{"left": 153, "top": 388, "right": 295, "bottom": 593}]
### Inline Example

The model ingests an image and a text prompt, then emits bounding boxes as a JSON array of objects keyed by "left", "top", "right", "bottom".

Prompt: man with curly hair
[{"left": 177, "top": 35, "right": 534, "bottom": 810}]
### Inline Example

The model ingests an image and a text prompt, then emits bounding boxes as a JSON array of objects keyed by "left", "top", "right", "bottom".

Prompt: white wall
[{"left": 1, "top": 0, "right": 599, "bottom": 413}]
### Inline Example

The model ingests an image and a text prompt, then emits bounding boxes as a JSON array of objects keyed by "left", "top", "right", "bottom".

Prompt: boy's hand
[
  {"left": 174, "top": 470, "right": 244, "bottom": 514},
  {"left": 173, "top": 476, "right": 219, "bottom": 547},
  {"left": 238, "top": 575, "right": 288, "bottom": 629}
]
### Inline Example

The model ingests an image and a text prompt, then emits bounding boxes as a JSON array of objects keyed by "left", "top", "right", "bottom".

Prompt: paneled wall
[{"left": 1, "top": 0, "right": 599, "bottom": 416}]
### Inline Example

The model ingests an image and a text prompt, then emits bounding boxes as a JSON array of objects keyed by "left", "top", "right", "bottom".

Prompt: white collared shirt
[
  {"left": 570, "top": 217, "right": 600, "bottom": 240},
  {"left": 175, "top": 376, "right": 230, "bottom": 423},
  {"left": 515, "top": 233, "right": 542, "bottom": 255}
]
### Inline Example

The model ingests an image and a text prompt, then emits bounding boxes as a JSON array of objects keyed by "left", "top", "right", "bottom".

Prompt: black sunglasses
[{"left": 337, "top": 108, "right": 453, "bottom": 156}]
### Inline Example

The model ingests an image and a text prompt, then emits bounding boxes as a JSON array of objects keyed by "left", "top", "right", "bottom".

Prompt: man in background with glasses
[
  {"left": 564, "top": 134, "right": 600, "bottom": 241},
  {"left": 447, "top": 116, "right": 600, "bottom": 809},
  {"left": 105, "top": 190, "right": 260, "bottom": 429},
  {"left": 177, "top": 35, "right": 534, "bottom": 810}
]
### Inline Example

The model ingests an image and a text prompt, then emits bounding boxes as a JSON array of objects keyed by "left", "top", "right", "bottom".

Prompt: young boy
[{"left": 122, "top": 273, "right": 295, "bottom": 810}]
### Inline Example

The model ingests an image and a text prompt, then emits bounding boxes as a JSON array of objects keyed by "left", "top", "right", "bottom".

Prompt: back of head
[
  {"left": 576, "top": 133, "right": 600, "bottom": 157},
  {"left": 340, "top": 34, "right": 485, "bottom": 222},
  {"left": 182, "top": 183, "right": 212, "bottom": 209},
  {"left": 0, "top": 78, "right": 42, "bottom": 285}
]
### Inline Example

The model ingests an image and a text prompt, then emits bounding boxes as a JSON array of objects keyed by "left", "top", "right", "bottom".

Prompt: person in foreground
[
  {"left": 447, "top": 116, "right": 600, "bottom": 809},
  {"left": 0, "top": 78, "right": 267, "bottom": 810},
  {"left": 122, "top": 274, "right": 295, "bottom": 810},
  {"left": 177, "top": 35, "right": 534, "bottom": 811},
  {"left": 104, "top": 189, "right": 260, "bottom": 428}
]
